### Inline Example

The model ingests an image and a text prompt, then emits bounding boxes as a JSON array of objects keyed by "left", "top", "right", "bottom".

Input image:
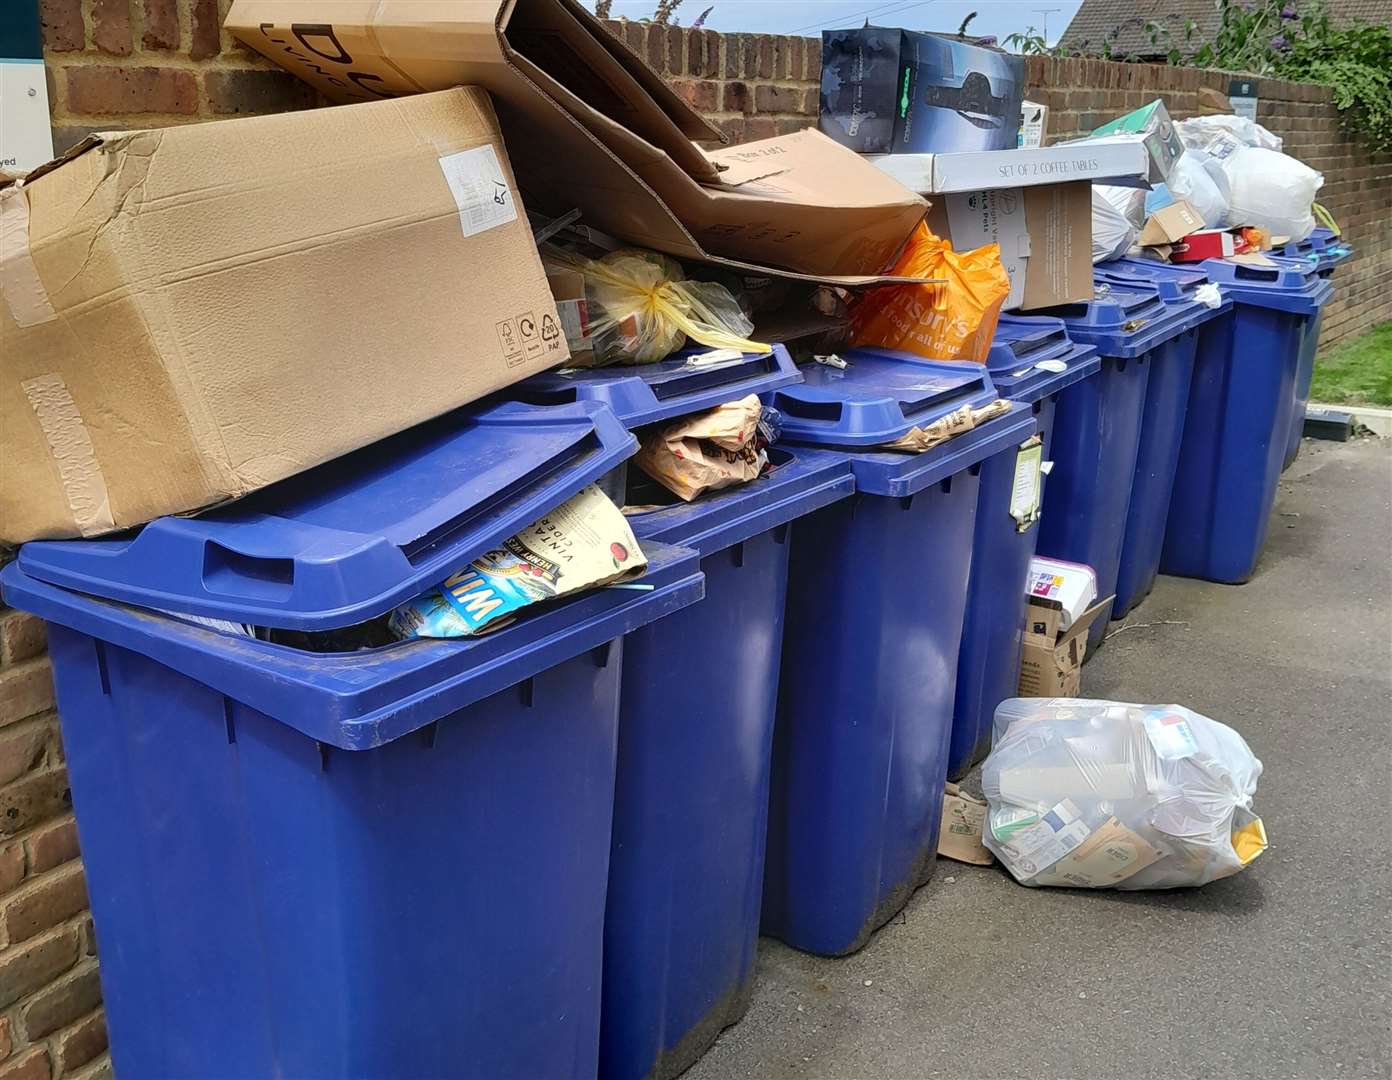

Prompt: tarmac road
[{"left": 689, "top": 436, "right": 1392, "bottom": 1080}]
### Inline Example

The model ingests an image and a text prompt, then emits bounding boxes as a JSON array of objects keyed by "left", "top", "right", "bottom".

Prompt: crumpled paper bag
[
  {"left": 635, "top": 394, "right": 766, "bottom": 502},
  {"left": 882, "top": 399, "right": 1011, "bottom": 453}
]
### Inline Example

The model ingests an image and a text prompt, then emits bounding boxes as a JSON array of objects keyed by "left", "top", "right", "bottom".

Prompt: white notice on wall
[{"left": 438, "top": 145, "right": 518, "bottom": 238}]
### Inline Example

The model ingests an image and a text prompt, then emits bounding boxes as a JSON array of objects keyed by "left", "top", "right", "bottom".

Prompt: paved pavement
[{"left": 689, "top": 436, "right": 1392, "bottom": 1080}]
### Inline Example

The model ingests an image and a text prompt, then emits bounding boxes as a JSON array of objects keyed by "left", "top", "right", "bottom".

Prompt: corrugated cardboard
[
  {"left": 927, "top": 181, "right": 1091, "bottom": 311},
  {"left": 1139, "top": 200, "right": 1203, "bottom": 246},
  {"left": 1, "top": 87, "right": 564, "bottom": 544},
  {"left": 224, "top": 0, "right": 928, "bottom": 283},
  {"left": 868, "top": 141, "right": 1149, "bottom": 194},
  {"left": 939, "top": 783, "right": 994, "bottom": 865},
  {"left": 1018, "top": 595, "right": 1113, "bottom": 696}
]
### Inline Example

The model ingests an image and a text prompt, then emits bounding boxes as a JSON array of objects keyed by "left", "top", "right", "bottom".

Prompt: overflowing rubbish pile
[{"left": 1, "top": 7, "right": 1345, "bottom": 1079}]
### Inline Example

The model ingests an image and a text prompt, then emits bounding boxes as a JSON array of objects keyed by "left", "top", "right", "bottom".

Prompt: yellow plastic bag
[
  {"left": 850, "top": 223, "right": 1011, "bottom": 363},
  {"left": 543, "top": 246, "right": 771, "bottom": 365}
]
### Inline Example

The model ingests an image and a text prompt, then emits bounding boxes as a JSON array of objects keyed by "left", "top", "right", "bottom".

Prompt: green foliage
[
  {"left": 1152, "top": 0, "right": 1392, "bottom": 155},
  {"left": 1004, "top": 26, "right": 1050, "bottom": 54}
]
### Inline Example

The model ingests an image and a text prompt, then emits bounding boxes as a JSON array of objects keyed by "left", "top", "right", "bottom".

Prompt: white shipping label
[
  {"left": 1143, "top": 712, "right": 1200, "bottom": 760},
  {"left": 438, "top": 145, "right": 518, "bottom": 238}
]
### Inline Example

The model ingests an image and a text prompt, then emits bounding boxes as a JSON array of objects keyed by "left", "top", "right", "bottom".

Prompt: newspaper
[
  {"left": 881, "top": 399, "right": 1011, "bottom": 453},
  {"left": 390, "top": 484, "right": 647, "bottom": 638}
]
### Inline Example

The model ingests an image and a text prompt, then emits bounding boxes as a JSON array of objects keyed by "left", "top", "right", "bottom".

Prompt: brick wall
[{"left": 0, "top": 609, "right": 106, "bottom": 1080}]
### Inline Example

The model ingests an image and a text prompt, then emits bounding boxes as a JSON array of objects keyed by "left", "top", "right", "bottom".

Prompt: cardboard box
[
  {"left": 938, "top": 783, "right": 994, "bottom": 866},
  {"left": 819, "top": 28, "right": 1025, "bottom": 153},
  {"left": 1018, "top": 595, "right": 1113, "bottom": 696},
  {"left": 545, "top": 270, "right": 593, "bottom": 365},
  {"left": 1087, "top": 99, "right": 1183, "bottom": 184},
  {"left": 1018, "top": 101, "right": 1048, "bottom": 148},
  {"left": 225, "top": 1, "right": 928, "bottom": 284},
  {"left": 1139, "top": 200, "right": 1204, "bottom": 246},
  {"left": 1, "top": 88, "right": 564, "bottom": 544},
  {"left": 928, "top": 181, "right": 1092, "bottom": 311},
  {"left": 868, "top": 140, "right": 1150, "bottom": 194}
]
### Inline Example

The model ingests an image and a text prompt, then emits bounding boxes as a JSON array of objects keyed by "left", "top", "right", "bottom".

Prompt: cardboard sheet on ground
[{"left": 390, "top": 485, "right": 646, "bottom": 638}]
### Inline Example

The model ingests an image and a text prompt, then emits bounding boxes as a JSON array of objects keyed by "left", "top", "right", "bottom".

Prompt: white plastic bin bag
[{"left": 982, "top": 698, "right": 1267, "bottom": 889}]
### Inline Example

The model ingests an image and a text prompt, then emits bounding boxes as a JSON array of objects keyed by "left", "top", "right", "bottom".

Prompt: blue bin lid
[
  {"left": 985, "top": 314, "right": 1102, "bottom": 406},
  {"left": 1309, "top": 227, "right": 1352, "bottom": 262},
  {"left": 1200, "top": 255, "right": 1334, "bottom": 314},
  {"left": 508, "top": 345, "right": 800, "bottom": 429},
  {"left": 765, "top": 351, "right": 998, "bottom": 448},
  {"left": 1094, "top": 258, "right": 1215, "bottom": 305},
  {"left": 1033, "top": 283, "right": 1195, "bottom": 358},
  {"left": 16, "top": 400, "right": 639, "bottom": 632},
  {"left": 0, "top": 542, "right": 704, "bottom": 750}
]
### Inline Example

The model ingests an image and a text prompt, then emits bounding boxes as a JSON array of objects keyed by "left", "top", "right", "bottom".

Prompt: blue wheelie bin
[
  {"left": 948, "top": 316, "right": 1099, "bottom": 779},
  {"left": 758, "top": 353, "right": 1035, "bottom": 956},
  {"left": 514, "top": 347, "right": 855, "bottom": 1080},
  {"left": 1281, "top": 249, "right": 1341, "bottom": 469},
  {"left": 1032, "top": 284, "right": 1175, "bottom": 652},
  {"left": 1, "top": 400, "right": 705, "bottom": 1080},
  {"left": 1161, "top": 257, "right": 1334, "bottom": 583},
  {"left": 1091, "top": 262, "right": 1231, "bottom": 618}
]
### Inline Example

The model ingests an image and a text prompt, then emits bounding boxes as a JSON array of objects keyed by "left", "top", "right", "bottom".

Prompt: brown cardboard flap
[
  {"left": 1057, "top": 595, "right": 1115, "bottom": 648},
  {"left": 1140, "top": 200, "right": 1202, "bottom": 246}
]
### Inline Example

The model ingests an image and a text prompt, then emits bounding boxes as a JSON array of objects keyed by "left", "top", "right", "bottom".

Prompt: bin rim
[
  {"left": 1036, "top": 284, "right": 1211, "bottom": 359},
  {"left": 1, "top": 543, "right": 704, "bottom": 751},
  {"left": 627, "top": 446, "right": 854, "bottom": 559},
  {"left": 508, "top": 344, "right": 802, "bottom": 430}
]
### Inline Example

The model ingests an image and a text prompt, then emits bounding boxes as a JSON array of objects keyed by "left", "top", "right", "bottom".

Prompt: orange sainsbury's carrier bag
[{"left": 851, "top": 223, "right": 1011, "bottom": 363}]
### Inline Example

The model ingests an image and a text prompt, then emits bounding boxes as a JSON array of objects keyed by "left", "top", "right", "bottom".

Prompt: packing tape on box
[
  {"left": 22, "top": 374, "right": 116, "bottom": 537},
  {"left": 0, "top": 188, "right": 57, "bottom": 328}
]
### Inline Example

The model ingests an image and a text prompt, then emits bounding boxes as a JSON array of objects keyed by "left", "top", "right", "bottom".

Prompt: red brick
[
  {"left": 0, "top": 1048, "right": 48, "bottom": 1080},
  {"left": 0, "top": 660, "right": 55, "bottom": 725},
  {"left": 0, "top": 767, "right": 69, "bottom": 840},
  {"left": 204, "top": 69, "right": 319, "bottom": 115},
  {"left": 52, "top": 1010, "right": 107, "bottom": 1075},
  {"left": 688, "top": 28, "right": 719, "bottom": 77},
  {"left": 0, "top": 845, "right": 22, "bottom": 894},
  {"left": 713, "top": 116, "right": 744, "bottom": 144},
  {"left": 800, "top": 86, "right": 818, "bottom": 116},
  {"left": 723, "top": 80, "right": 751, "bottom": 114},
  {"left": 39, "top": 0, "right": 83, "bottom": 51},
  {"left": 0, "top": 613, "right": 46, "bottom": 668},
  {"left": 721, "top": 32, "right": 743, "bottom": 77},
  {"left": 756, "top": 37, "right": 774, "bottom": 79},
  {"left": 645, "top": 23, "right": 664, "bottom": 71},
  {"left": 776, "top": 116, "right": 809, "bottom": 136},
  {"left": 672, "top": 79, "right": 718, "bottom": 113},
  {"left": 664, "top": 25, "right": 684, "bottom": 74},
  {"left": 24, "top": 817, "right": 78, "bottom": 875},
  {"left": 1, "top": 864, "right": 87, "bottom": 945},
  {"left": 623, "top": 20, "right": 644, "bottom": 57},
  {"left": 743, "top": 117, "right": 777, "bottom": 143},
  {"left": 65, "top": 66, "right": 198, "bottom": 116},
  {"left": 142, "top": 0, "right": 179, "bottom": 49},
  {"left": 803, "top": 37, "right": 821, "bottom": 80},
  {"left": 90, "top": 0, "right": 132, "bottom": 55},
  {"left": 0, "top": 928, "right": 80, "bottom": 1008},
  {"left": 0, "top": 726, "right": 45, "bottom": 789},
  {"left": 787, "top": 37, "right": 805, "bottom": 82},
  {"left": 754, "top": 84, "right": 803, "bottom": 115},
  {"left": 64, "top": 1054, "right": 110, "bottom": 1080},
  {"left": 0, "top": 1015, "right": 9, "bottom": 1061},
  {"left": 190, "top": 0, "right": 222, "bottom": 60},
  {"left": 19, "top": 962, "right": 102, "bottom": 1040}
]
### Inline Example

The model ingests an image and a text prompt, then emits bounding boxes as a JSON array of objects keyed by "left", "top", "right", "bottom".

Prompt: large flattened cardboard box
[
  {"left": 224, "top": 0, "right": 927, "bottom": 283},
  {"left": 1, "top": 87, "right": 563, "bottom": 545}
]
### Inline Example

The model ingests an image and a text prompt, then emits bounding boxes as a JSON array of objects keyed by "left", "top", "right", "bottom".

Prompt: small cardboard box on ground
[
  {"left": 926, "top": 182, "right": 1092, "bottom": 310},
  {"left": 225, "top": 0, "right": 928, "bottom": 283},
  {"left": 1018, "top": 594, "right": 1113, "bottom": 696},
  {"left": 1, "top": 87, "right": 563, "bottom": 545}
]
